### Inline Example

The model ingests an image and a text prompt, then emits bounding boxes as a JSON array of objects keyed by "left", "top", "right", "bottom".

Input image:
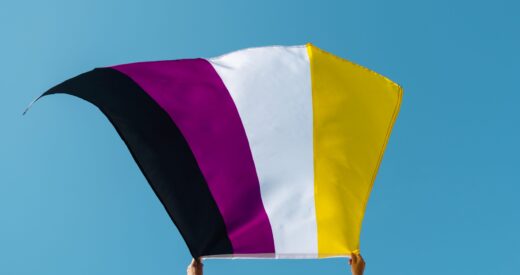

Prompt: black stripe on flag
[{"left": 41, "top": 68, "right": 234, "bottom": 257}]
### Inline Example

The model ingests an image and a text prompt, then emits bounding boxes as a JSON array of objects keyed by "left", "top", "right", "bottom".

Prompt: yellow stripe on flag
[{"left": 307, "top": 43, "right": 402, "bottom": 256}]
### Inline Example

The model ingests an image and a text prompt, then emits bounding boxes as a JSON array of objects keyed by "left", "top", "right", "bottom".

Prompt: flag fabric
[{"left": 32, "top": 43, "right": 402, "bottom": 259}]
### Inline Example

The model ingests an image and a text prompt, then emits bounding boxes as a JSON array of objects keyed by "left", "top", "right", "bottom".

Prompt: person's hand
[
  {"left": 187, "top": 258, "right": 203, "bottom": 275},
  {"left": 349, "top": 253, "right": 365, "bottom": 275}
]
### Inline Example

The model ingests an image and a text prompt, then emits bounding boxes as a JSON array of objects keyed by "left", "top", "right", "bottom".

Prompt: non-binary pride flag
[{"left": 30, "top": 44, "right": 402, "bottom": 259}]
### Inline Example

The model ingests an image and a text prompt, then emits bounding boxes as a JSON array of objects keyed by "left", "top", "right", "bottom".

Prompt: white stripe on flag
[{"left": 208, "top": 45, "right": 317, "bottom": 257}]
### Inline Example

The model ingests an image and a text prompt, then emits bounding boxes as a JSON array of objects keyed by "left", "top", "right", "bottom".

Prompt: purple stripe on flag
[{"left": 112, "top": 59, "right": 275, "bottom": 254}]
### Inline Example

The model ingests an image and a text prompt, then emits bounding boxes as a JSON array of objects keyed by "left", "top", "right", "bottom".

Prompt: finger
[{"left": 351, "top": 253, "right": 358, "bottom": 263}]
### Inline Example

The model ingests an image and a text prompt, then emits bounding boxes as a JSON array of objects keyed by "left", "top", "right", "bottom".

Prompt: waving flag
[{"left": 29, "top": 44, "right": 402, "bottom": 259}]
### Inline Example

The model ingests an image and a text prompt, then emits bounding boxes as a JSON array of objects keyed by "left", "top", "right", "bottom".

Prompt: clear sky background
[{"left": 1, "top": 0, "right": 519, "bottom": 274}]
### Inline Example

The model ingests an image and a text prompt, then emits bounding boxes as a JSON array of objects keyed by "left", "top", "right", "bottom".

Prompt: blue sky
[{"left": 1, "top": 0, "right": 519, "bottom": 274}]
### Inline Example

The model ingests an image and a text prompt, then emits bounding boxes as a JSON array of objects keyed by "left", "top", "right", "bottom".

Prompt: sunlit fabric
[{"left": 30, "top": 44, "right": 402, "bottom": 259}]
